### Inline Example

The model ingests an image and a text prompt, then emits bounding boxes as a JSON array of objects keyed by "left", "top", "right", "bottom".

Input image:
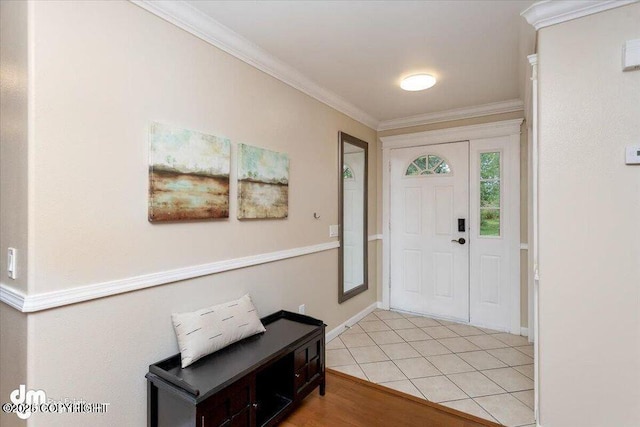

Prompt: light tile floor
[{"left": 327, "top": 309, "right": 535, "bottom": 427}]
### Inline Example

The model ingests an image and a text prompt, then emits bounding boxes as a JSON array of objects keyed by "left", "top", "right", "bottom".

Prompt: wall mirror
[{"left": 339, "top": 132, "right": 368, "bottom": 303}]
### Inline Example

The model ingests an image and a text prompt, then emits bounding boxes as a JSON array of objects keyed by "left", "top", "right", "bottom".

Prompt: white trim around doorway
[{"left": 380, "top": 119, "right": 524, "bottom": 335}]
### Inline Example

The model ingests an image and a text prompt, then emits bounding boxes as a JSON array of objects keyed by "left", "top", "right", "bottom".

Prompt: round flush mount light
[{"left": 400, "top": 74, "right": 437, "bottom": 91}]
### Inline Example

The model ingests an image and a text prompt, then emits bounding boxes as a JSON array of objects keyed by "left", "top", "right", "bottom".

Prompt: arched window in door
[
  {"left": 343, "top": 164, "right": 355, "bottom": 180},
  {"left": 405, "top": 154, "right": 452, "bottom": 176}
]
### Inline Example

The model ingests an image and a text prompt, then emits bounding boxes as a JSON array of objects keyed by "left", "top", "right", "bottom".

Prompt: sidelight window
[{"left": 479, "top": 152, "right": 501, "bottom": 236}]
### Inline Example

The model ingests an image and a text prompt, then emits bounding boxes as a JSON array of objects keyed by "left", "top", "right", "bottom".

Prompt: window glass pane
[
  {"left": 407, "top": 155, "right": 452, "bottom": 176},
  {"left": 434, "top": 161, "right": 451, "bottom": 174},
  {"left": 480, "top": 209, "right": 500, "bottom": 236},
  {"left": 414, "top": 156, "right": 427, "bottom": 170},
  {"left": 480, "top": 152, "right": 500, "bottom": 180},
  {"left": 406, "top": 163, "right": 420, "bottom": 176},
  {"left": 480, "top": 181, "right": 500, "bottom": 207},
  {"left": 343, "top": 165, "right": 354, "bottom": 180},
  {"left": 427, "top": 155, "right": 442, "bottom": 169}
]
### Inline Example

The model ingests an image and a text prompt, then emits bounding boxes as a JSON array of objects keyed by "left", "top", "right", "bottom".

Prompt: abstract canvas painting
[
  {"left": 237, "top": 143, "right": 289, "bottom": 219},
  {"left": 148, "top": 122, "right": 230, "bottom": 222}
]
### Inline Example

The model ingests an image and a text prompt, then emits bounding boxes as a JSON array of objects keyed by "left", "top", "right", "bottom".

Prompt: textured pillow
[{"left": 172, "top": 294, "right": 266, "bottom": 368}]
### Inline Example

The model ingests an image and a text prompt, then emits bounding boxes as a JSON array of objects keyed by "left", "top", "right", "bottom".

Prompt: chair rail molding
[
  {"left": 0, "top": 241, "right": 340, "bottom": 313},
  {"left": 377, "top": 99, "right": 524, "bottom": 131},
  {"left": 521, "top": 0, "right": 639, "bottom": 30},
  {"left": 129, "top": 0, "right": 378, "bottom": 129}
]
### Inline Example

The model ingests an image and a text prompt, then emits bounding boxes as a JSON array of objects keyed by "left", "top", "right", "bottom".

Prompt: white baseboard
[
  {"left": 521, "top": 327, "right": 529, "bottom": 337},
  {"left": 326, "top": 302, "right": 378, "bottom": 342},
  {"left": 377, "top": 300, "right": 391, "bottom": 310}
]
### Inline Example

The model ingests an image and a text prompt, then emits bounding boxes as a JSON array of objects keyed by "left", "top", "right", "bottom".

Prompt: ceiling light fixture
[{"left": 400, "top": 74, "right": 437, "bottom": 91}]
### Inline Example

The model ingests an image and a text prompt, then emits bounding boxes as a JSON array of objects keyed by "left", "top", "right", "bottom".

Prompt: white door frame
[
  {"left": 527, "top": 53, "right": 540, "bottom": 422},
  {"left": 380, "top": 119, "right": 524, "bottom": 335}
]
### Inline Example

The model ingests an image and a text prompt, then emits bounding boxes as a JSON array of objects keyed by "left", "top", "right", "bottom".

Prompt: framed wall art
[
  {"left": 148, "top": 122, "right": 230, "bottom": 222},
  {"left": 237, "top": 143, "right": 289, "bottom": 219}
]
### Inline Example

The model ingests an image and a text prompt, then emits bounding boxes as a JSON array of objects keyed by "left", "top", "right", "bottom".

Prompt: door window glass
[
  {"left": 480, "top": 152, "right": 501, "bottom": 236},
  {"left": 343, "top": 164, "right": 355, "bottom": 180},
  {"left": 405, "top": 155, "right": 452, "bottom": 176}
]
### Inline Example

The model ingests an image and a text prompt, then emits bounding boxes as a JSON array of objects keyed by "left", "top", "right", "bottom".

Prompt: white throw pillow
[{"left": 172, "top": 294, "right": 266, "bottom": 368}]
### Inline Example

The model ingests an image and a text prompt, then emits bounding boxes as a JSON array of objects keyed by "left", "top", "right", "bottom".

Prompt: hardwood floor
[{"left": 282, "top": 369, "right": 501, "bottom": 427}]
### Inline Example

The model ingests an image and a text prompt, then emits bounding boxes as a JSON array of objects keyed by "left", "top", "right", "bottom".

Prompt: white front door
[{"left": 389, "top": 142, "right": 470, "bottom": 322}]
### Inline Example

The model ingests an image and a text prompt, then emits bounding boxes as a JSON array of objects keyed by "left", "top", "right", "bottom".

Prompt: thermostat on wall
[
  {"left": 622, "top": 39, "right": 640, "bottom": 71},
  {"left": 626, "top": 145, "right": 640, "bottom": 165}
]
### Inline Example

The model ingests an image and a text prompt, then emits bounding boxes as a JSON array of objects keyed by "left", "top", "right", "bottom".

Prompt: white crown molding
[
  {"left": 521, "top": 0, "right": 639, "bottom": 30},
  {"left": 0, "top": 241, "right": 339, "bottom": 313},
  {"left": 380, "top": 118, "right": 524, "bottom": 150},
  {"left": 377, "top": 99, "right": 524, "bottom": 131},
  {"left": 129, "top": 0, "right": 379, "bottom": 129}
]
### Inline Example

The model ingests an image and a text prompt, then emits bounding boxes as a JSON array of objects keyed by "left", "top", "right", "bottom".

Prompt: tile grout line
[
  {"left": 371, "top": 314, "right": 472, "bottom": 403},
  {"left": 362, "top": 318, "right": 432, "bottom": 400},
  {"left": 340, "top": 338, "right": 373, "bottom": 382},
  {"left": 332, "top": 309, "right": 534, "bottom": 425},
  {"left": 438, "top": 397, "right": 500, "bottom": 424}
]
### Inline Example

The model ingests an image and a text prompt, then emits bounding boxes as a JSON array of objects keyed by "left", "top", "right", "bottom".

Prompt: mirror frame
[{"left": 338, "top": 132, "right": 369, "bottom": 303}]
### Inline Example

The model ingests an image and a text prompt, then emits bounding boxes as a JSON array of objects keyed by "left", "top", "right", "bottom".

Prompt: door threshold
[{"left": 388, "top": 307, "right": 511, "bottom": 333}]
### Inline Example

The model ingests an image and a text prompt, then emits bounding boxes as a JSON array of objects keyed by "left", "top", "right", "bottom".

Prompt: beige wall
[
  {"left": 0, "top": 2, "right": 30, "bottom": 425},
  {"left": 0, "top": 306, "right": 28, "bottom": 427},
  {"left": 377, "top": 112, "right": 530, "bottom": 329},
  {"left": 0, "top": 0, "right": 29, "bottom": 294},
  {"left": 1, "top": 1, "right": 381, "bottom": 425},
  {"left": 29, "top": 251, "right": 367, "bottom": 426},
  {"left": 538, "top": 4, "right": 640, "bottom": 426},
  {"left": 30, "top": 0, "right": 378, "bottom": 294}
]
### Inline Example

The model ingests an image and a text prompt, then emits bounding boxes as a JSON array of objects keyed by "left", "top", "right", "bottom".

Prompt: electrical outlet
[
  {"left": 329, "top": 225, "right": 339, "bottom": 238},
  {"left": 298, "top": 304, "right": 305, "bottom": 314}
]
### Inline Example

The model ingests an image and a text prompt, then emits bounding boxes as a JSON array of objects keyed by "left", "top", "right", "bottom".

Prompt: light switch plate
[
  {"left": 329, "top": 225, "right": 339, "bottom": 237},
  {"left": 626, "top": 145, "right": 640, "bottom": 165},
  {"left": 7, "top": 248, "right": 16, "bottom": 279}
]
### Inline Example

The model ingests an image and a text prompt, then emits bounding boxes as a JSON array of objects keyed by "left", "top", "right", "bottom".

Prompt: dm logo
[{"left": 10, "top": 385, "right": 46, "bottom": 419}]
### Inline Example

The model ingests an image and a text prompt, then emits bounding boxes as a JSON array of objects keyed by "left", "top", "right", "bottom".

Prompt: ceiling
[{"left": 186, "top": 0, "right": 536, "bottom": 123}]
